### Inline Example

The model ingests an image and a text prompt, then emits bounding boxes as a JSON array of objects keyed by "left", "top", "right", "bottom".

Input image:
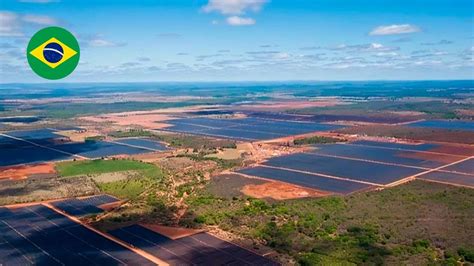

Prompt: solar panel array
[
  {"left": 109, "top": 224, "right": 279, "bottom": 266},
  {"left": 0, "top": 205, "right": 154, "bottom": 265},
  {"left": 0, "top": 129, "right": 166, "bottom": 167},
  {"left": 237, "top": 141, "right": 474, "bottom": 194},
  {"left": 51, "top": 194, "right": 119, "bottom": 217},
  {"left": 162, "top": 117, "right": 343, "bottom": 141}
]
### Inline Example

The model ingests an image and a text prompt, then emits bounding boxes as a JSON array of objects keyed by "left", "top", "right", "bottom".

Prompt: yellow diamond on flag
[{"left": 29, "top": 37, "right": 78, "bottom": 69}]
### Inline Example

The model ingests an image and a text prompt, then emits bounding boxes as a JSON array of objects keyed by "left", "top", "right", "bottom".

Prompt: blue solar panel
[
  {"left": 162, "top": 117, "right": 343, "bottom": 141},
  {"left": 237, "top": 166, "right": 372, "bottom": 194},
  {"left": 0, "top": 205, "right": 154, "bottom": 265},
  {"left": 114, "top": 138, "right": 168, "bottom": 151},
  {"left": 110, "top": 225, "right": 278, "bottom": 265}
]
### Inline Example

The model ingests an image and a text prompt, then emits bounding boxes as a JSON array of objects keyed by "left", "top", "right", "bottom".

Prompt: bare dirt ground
[
  {"left": 55, "top": 129, "right": 102, "bottom": 142},
  {"left": 79, "top": 106, "right": 216, "bottom": 129},
  {"left": 205, "top": 143, "right": 253, "bottom": 160},
  {"left": 241, "top": 181, "right": 330, "bottom": 200},
  {"left": 0, "top": 175, "right": 99, "bottom": 205},
  {"left": 140, "top": 223, "right": 204, "bottom": 240},
  {"left": 99, "top": 201, "right": 126, "bottom": 212},
  {"left": 126, "top": 152, "right": 171, "bottom": 163},
  {"left": 0, "top": 163, "right": 56, "bottom": 180}
]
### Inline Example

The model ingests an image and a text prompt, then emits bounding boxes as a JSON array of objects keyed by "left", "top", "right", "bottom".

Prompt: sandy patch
[
  {"left": 56, "top": 129, "right": 102, "bottom": 142},
  {"left": 457, "top": 109, "right": 474, "bottom": 117},
  {"left": 140, "top": 223, "right": 204, "bottom": 240},
  {"left": 81, "top": 113, "right": 173, "bottom": 129},
  {"left": 98, "top": 201, "right": 125, "bottom": 212},
  {"left": 241, "top": 181, "right": 329, "bottom": 200},
  {"left": 0, "top": 163, "right": 56, "bottom": 180}
]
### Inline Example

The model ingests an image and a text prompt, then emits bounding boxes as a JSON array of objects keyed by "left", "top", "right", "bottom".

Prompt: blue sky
[{"left": 0, "top": 0, "right": 473, "bottom": 82}]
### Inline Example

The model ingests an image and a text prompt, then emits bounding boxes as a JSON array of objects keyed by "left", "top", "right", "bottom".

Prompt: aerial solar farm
[{"left": 0, "top": 81, "right": 473, "bottom": 265}]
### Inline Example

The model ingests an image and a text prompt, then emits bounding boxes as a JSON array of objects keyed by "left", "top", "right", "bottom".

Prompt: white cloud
[
  {"left": 0, "top": 11, "right": 23, "bottom": 37},
  {"left": 22, "top": 14, "right": 57, "bottom": 25},
  {"left": 226, "top": 16, "right": 255, "bottom": 26},
  {"left": 0, "top": 11, "right": 59, "bottom": 37},
  {"left": 203, "top": 0, "right": 267, "bottom": 15},
  {"left": 330, "top": 43, "right": 399, "bottom": 52},
  {"left": 88, "top": 39, "right": 125, "bottom": 47},
  {"left": 369, "top": 24, "right": 420, "bottom": 36}
]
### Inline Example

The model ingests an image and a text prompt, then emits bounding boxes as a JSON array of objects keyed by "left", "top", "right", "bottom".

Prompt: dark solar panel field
[
  {"left": 442, "top": 158, "right": 474, "bottom": 175},
  {"left": 0, "top": 136, "right": 71, "bottom": 167},
  {"left": 263, "top": 153, "right": 422, "bottom": 185},
  {"left": 52, "top": 195, "right": 119, "bottom": 217},
  {"left": 408, "top": 120, "right": 474, "bottom": 132},
  {"left": 162, "top": 117, "right": 343, "bottom": 141},
  {"left": 351, "top": 140, "right": 438, "bottom": 151},
  {"left": 53, "top": 140, "right": 151, "bottom": 159},
  {"left": 109, "top": 224, "right": 278, "bottom": 266},
  {"left": 235, "top": 140, "right": 474, "bottom": 193},
  {"left": 238, "top": 166, "right": 372, "bottom": 194},
  {"left": 0, "top": 205, "right": 154, "bottom": 265},
  {"left": 0, "top": 116, "right": 41, "bottom": 123},
  {"left": 418, "top": 171, "right": 474, "bottom": 187},
  {"left": 114, "top": 138, "right": 168, "bottom": 151},
  {"left": 0, "top": 129, "right": 165, "bottom": 167},
  {"left": 309, "top": 143, "right": 460, "bottom": 168}
]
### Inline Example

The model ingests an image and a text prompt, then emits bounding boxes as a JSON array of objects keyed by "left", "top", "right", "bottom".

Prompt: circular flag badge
[{"left": 27, "top": 27, "right": 80, "bottom": 80}]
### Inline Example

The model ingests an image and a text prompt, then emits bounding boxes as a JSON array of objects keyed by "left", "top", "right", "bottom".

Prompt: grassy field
[
  {"left": 56, "top": 159, "right": 156, "bottom": 177},
  {"left": 56, "top": 159, "right": 167, "bottom": 200},
  {"left": 181, "top": 180, "right": 474, "bottom": 265}
]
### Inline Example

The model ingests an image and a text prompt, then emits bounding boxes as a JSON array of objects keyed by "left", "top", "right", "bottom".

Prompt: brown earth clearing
[
  {"left": 141, "top": 223, "right": 205, "bottom": 240},
  {"left": 0, "top": 175, "right": 99, "bottom": 205},
  {"left": 241, "top": 181, "right": 330, "bottom": 200},
  {"left": 0, "top": 163, "right": 56, "bottom": 180}
]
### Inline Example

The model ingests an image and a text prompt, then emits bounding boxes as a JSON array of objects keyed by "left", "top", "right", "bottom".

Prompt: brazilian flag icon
[{"left": 27, "top": 27, "right": 80, "bottom": 80}]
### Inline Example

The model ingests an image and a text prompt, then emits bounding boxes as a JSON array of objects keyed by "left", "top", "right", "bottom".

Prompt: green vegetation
[
  {"left": 294, "top": 136, "right": 343, "bottom": 145},
  {"left": 109, "top": 129, "right": 155, "bottom": 138},
  {"left": 56, "top": 159, "right": 156, "bottom": 177},
  {"left": 177, "top": 153, "right": 242, "bottom": 169},
  {"left": 56, "top": 159, "right": 167, "bottom": 200},
  {"left": 181, "top": 180, "right": 474, "bottom": 264},
  {"left": 38, "top": 101, "right": 204, "bottom": 119},
  {"left": 97, "top": 177, "right": 154, "bottom": 200},
  {"left": 290, "top": 100, "right": 473, "bottom": 120},
  {"left": 84, "top": 135, "right": 105, "bottom": 141}
]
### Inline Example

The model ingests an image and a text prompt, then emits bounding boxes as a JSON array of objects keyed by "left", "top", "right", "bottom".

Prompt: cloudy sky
[{"left": 0, "top": 0, "right": 473, "bottom": 82}]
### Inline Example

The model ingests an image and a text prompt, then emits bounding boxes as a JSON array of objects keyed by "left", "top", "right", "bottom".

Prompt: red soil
[
  {"left": 241, "top": 181, "right": 330, "bottom": 200},
  {"left": 0, "top": 163, "right": 56, "bottom": 180}
]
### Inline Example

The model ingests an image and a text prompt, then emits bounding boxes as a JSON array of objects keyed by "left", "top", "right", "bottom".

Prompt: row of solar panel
[
  {"left": 51, "top": 194, "right": 119, "bottom": 217},
  {"left": 109, "top": 224, "right": 278, "bottom": 266},
  {"left": 0, "top": 205, "right": 154, "bottom": 265}
]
